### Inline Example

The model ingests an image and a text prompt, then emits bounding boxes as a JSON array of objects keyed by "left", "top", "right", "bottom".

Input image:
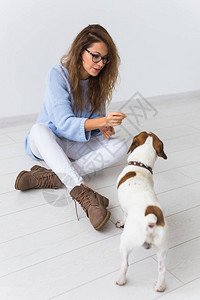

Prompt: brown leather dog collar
[{"left": 128, "top": 161, "right": 153, "bottom": 174}]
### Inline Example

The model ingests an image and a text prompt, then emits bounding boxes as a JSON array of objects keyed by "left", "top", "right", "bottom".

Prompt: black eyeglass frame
[{"left": 85, "top": 48, "right": 110, "bottom": 65}]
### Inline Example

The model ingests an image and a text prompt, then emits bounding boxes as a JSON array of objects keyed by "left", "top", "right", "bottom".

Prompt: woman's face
[{"left": 80, "top": 42, "right": 108, "bottom": 80}]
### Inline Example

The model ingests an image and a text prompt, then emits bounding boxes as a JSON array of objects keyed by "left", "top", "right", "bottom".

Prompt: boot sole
[
  {"left": 15, "top": 170, "right": 28, "bottom": 190},
  {"left": 94, "top": 210, "right": 111, "bottom": 231},
  {"left": 15, "top": 167, "right": 43, "bottom": 190},
  {"left": 15, "top": 166, "right": 42, "bottom": 190}
]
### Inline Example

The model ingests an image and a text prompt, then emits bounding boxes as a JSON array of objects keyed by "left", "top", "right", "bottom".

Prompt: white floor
[{"left": 1, "top": 92, "right": 200, "bottom": 300}]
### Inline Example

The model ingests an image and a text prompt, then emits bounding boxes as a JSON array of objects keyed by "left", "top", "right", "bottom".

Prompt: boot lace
[
  {"left": 36, "top": 173, "right": 57, "bottom": 189},
  {"left": 73, "top": 187, "right": 99, "bottom": 221}
]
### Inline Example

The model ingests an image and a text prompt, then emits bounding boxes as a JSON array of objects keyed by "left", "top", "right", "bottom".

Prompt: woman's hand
[
  {"left": 100, "top": 126, "right": 115, "bottom": 138},
  {"left": 85, "top": 111, "right": 127, "bottom": 132},
  {"left": 104, "top": 112, "right": 127, "bottom": 127}
]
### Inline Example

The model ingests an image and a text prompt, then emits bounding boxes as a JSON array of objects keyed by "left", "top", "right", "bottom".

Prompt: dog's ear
[
  {"left": 151, "top": 133, "right": 167, "bottom": 159},
  {"left": 127, "top": 137, "right": 139, "bottom": 154},
  {"left": 156, "top": 143, "right": 167, "bottom": 159}
]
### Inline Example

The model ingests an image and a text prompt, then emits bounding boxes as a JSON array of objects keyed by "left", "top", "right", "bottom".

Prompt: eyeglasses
[{"left": 85, "top": 48, "right": 110, "bottom": 64}]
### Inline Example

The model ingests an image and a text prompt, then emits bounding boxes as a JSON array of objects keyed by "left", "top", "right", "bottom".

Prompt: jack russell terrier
[{"left": 115, "top": 131, "right": 168, "bottom": 292}]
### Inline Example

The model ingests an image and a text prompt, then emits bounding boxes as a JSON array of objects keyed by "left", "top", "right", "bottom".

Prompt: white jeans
[{"left": 29, "top": 124, "right": 127, "bottom": 189}]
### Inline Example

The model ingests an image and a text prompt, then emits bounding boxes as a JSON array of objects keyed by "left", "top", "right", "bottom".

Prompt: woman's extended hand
[
  {"left": 105, "top": 112, "right": 127, "bottom": 127},
  {"left": 100, "top": 126, "right": 115, "bottom": 138},
  {"left": 85, "top": 111, "right": 127, "bottom": 132}
]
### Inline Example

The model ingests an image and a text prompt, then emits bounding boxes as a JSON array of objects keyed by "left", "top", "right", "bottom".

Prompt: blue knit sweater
[{"left": 25, "top": 63, "right": 105, "bottom": 160}]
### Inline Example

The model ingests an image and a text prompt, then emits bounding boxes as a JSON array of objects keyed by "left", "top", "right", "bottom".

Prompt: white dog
[{"left": 115, "top": 131, "right": 168, "bottom": 292}]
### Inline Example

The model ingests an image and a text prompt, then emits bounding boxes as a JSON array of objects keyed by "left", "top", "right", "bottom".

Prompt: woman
[{"left": 15, "top": 24, "right": 127, "bottom": 230}]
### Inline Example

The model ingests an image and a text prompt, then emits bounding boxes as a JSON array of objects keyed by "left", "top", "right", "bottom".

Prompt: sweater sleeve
[
  {"left": 46, "top": 67, "right": 91, "bottom": 142},
  {"left": 88, "top": 105, "right": 106, "bottom": 137}
]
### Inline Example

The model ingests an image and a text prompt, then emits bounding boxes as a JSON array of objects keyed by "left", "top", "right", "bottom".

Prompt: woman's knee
[
  {"left": 107, "top": 137, "right": 128, "bottom": 159},
  {"left": 30, "top": 123, "right": 50, "bottom": 139},
  {"left": 114, "top": 138, "right": 127, "bottom": 156},
  {"left": 29, "top": 124, "right": 49, "bottom": 159}
]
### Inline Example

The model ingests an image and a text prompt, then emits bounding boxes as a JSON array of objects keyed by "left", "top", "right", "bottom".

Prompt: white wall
[{"left": 1, "top": 0, "right": 200, "bottom": 119}]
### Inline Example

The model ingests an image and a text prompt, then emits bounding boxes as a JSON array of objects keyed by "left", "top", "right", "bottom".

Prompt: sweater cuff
[{"left": 80, "top": 118, "right": 91, "bottom": 142}]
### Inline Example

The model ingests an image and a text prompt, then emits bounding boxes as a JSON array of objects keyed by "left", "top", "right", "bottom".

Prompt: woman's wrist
[
  {"left": 85, "top": 117, "right": 107, "bottom": 131},
  {"left": 98, "top": 117, "right": 107, "bottom": 129}
]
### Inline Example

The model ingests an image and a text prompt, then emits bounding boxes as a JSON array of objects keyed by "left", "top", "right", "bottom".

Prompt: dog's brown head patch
[
  {"left": 145, "top": 205, "right": 165, "bottom": 226},
  {"left": 127, "top": 131, "right": 167, "bottom": 160},
  {"left": 127, "top": 132, "right": 149, "bottom": 154}
]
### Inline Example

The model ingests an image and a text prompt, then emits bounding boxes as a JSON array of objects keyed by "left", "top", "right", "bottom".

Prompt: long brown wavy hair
[{"left": 60, "top": 24, "right": 120, "bottom": 115}]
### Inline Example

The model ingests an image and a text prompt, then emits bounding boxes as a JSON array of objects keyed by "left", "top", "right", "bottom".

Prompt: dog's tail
[
  {"left": 145, "top": 205, "right": 165, "bottom": 230},
  {"left": 145, "top": 213, "right": 157, "bottom": 230}
]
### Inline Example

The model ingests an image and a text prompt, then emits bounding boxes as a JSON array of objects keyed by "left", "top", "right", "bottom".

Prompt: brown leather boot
[
  {"left": 15, "top": 165, "right": 63, "bottom": 191},
  {"left": 30, "top": 165, "right": 49, "bottom": 172},
  {"left": 70, "top": 184, "right": 111, "bottom": 230}
]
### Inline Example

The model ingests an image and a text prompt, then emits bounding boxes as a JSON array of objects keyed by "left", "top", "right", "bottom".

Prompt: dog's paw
[
  {"left": 154, "top": 282, "right": 166, "bottom": 292},
  {"left": 115, "top": 221, "right": 124, "bottom": 228},
  {"left": 116, "top": 277, "right": 127, "bottom": 286}
]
